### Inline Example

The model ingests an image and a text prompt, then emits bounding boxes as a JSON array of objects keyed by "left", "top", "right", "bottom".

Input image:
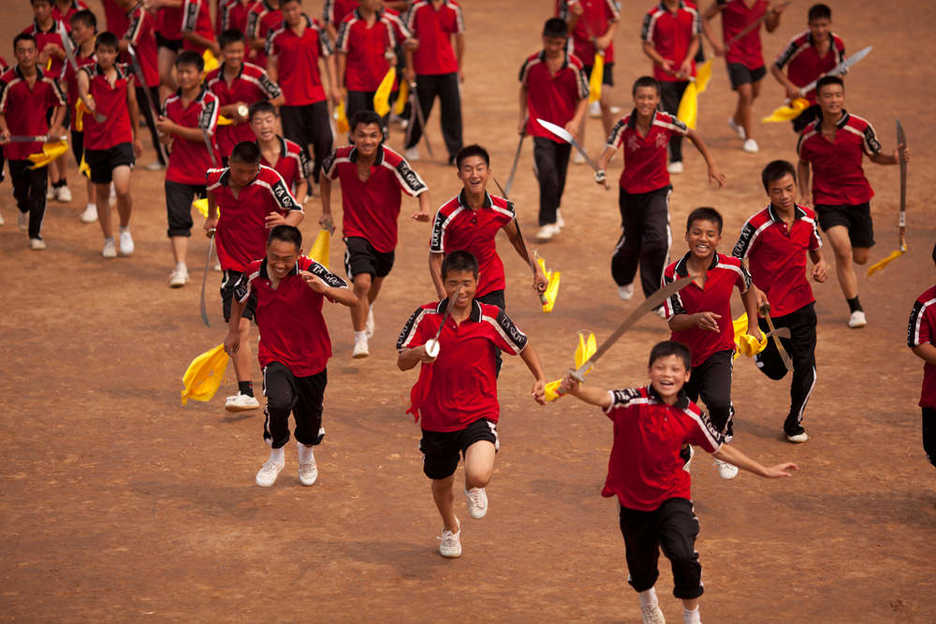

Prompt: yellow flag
[
  {"left": 308, "top": 229, "right": 331, "bottom": 268},
  {"left": 74, "top": 99, "right": 85, "bottom": 132},
  {"left": 373, "top": 67, "right": 396, "bottom": 117},
  {"left": 677, "top": 80, "right": 698, "bottom": 130},
  {"left": 588, "top": 52, "right": 604, "bottom": 103},
  {"left": 334, "top": 100, "right": 349, "bottom": 134},
  {"left": 762, "top": 98, "right": 809, "bottom": 123},
  {"left": 695, "top": 60, "right": 712, "bottom": 94},
  {"left": 544, "top": 331, "right": 596, "bottom": 402},
  {"left": 193, "top": 197, "right": 210, "bottom": 218},
  {"left": 202, "top": 49, "right": 220, "bottom": 75},
  {"left": 217, "top": 115, "right": 234, "bottom": 126},
  {"left": 732, "top": 313, "right": 767, "bottom": 359},
  {"left": 79, "top": 154, "right": 90, "bottom": 178},
  {"left": 27, "top": 140, "right": 68, "bottom": 169},
  {"left": 393, "top": 79, "right": 409, "bottom": 115},
  {"left": 180, "top": 344, "right": 230, "bottom": 405},
  {"left": 536, "top": 256, "right": 561, "bottom": 312}
]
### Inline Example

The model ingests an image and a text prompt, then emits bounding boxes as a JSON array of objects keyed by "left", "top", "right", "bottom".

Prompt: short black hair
[
  {"left": 686, "top": 207, "right": 723, "bottom": 234},
  {"left": 441, "top": 250, "right": 479, "bottom": 279},
  {"left": 268, "top": 224, "right": 302, "bottom": 250},
  {"left": 648, "top": 340, "right": 691, "bottom": 371},
  {"left": 218, "top": 29, "right": 245, "bottom": 50},
  {"left": 70, "top": 9, "right": 97, "bottom": 30},
  {"left": 175, "top": 50, "right": 205, "bottom": 72},
  {"left": 816, "top": 75, "right": 844, "bottom": 94},
  {"left": 543, "top": 17, "right": 568, "bottom": 38},
  {"left": 807, "top": 3, "right": 831, "bottom": 21},
  {"left": 761, "top": 160, "right": 797, "bottom": 191},
  {"left": 249, "top": 100, "right": 277, "bottom": 121},
  {"left": 632, "top": 75, "right": 661, "bottom": 97},
  {"left": 95, "top": 31, "right": 119, "bottom": 51},
  {"left": 30, "top": 0, "right": 51, "bottom": 6},
  {"left": 13, "top": 33, "right": 37, "bottom": 50},
  {"left": 455, "top": 144, "right": 489, "bottom": 170},
  {"left": 230, "top": 141, "right": 261, "bottom": 164},
  {"left": 350, "top": 109, "right": 383, "bottom": 135}
]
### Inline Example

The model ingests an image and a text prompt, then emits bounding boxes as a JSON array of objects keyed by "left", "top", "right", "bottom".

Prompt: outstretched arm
[
  {"left": 503, "top": 219, "right": 547, "bottom": 293},
  {"left": 559, "top": 373, "right": 613, "bottom": 410},
  {"left": 687, "top": 128, "right": 727, "bottom": 187},
  {"left": 519, "top": 344, "right": 547, "bottom": 405},
  {"left": 398, "top": 344, "right": 435, "bottom": 370},
  {"left": 712, "top": 443, "right": 798, "bottom": 478}
]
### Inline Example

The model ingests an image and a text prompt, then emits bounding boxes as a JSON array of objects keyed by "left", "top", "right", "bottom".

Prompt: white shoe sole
[{"left": 225, "top": 402, "right": 259, "bottom": 412}]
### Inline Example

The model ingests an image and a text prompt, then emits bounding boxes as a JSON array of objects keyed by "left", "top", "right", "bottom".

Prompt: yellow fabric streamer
[
  {"left": 588, "top": 52, "right": 604, "bottom": 103},
  {"left": 308, "top": 229, "right": 331, "bottom": 268},
  {"left": 677, "top": 80, "right": 698, "bottom": 130},
  {"left": 695, "top": 60, "right": 712, "bottom": 94},
  {"left": 393, "top": 79, "right": 409, "bottom": 115},
  {"left": 867, "top": 248, "right": 906, "bottom": 276},
  {"left": 544, "top": 331, "right": 597, "bottom": 402},
  {"left": 202, "top": 49, "right": 220, "bottom": 75},
  {"left": 762, "top": 97, "right": 809, "bottom": 123},
  {"left": 217, "top": 115, "right": 234, "bottom": 126},
  {"left": 537, "top": 256, "right": 560, "bottom": 313},
  {"left": 180, "top": 344, "right": 230, "bottom": 406},
  {"left": 74, "top": 99, "right": 86, "bottom": 132},
  {"left": 732, "top": 313, "right": 767, "bottom": 359},
  {"left": 27, "top": 140, "right": 68, "bottom": 169},
  {"left": 79, "top": 154, "right": 90, "bottom": 178},
  {"left": 193, "top": 197, "right": 210, "bottom": 218},
  {"left": 334, "top": 100, "right": 349, "bottom": 134},
  {"left": 373, "top": 67, "right": 396, "bottom": 117}
]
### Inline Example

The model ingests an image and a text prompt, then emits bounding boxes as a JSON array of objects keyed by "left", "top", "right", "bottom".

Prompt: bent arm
[
  {"left": 911, "top": 343, "right": 936, "bottom": 366},
  {"left": 429, "top": 252, "right": 445, "bottom": 299}
]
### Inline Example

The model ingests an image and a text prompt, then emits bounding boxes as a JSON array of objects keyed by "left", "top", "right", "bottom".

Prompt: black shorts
[
  {"left": 727, "top": 63, "right": 766, "bottom": 90},
  {"left": 71, "top": 129, "right": 84, "bottom": 165},
  {"left": 164, "top": 180, "right": 206, "bottom": 238},
  {"left": 344, "top": 236, "right": 394, "bottom": 279},
  {"left": 155, "top": 32, "right": 183, "bottom": 52},
  {"left": 476, "top": 289, "right": 505, "bottom": 310},
  {"left": 221, "top": 270, "right": 257, "bottom": 322},
  {"left": 583, "top": 61, "right": 614, "bottom": 86},
  {"left": 814, "top": 202, "right": 875, "bottom": 248},
  {"left": 419, "top": 418, "right": 499, "bottom": 480},
  {"left": 85, "top": 142, "right": 135, "bottom": 184}
]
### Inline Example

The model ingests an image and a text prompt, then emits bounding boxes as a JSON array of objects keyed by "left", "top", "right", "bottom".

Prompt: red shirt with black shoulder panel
[
  {"left": 259, "top": 135, "right": 309, "bottom": 195},
  {"left": 556, "top": 0, "right": 620, "bottom": 65},
  {"left": 80, "top": 63, "right": 135, "bottom": 150},
  {"left": 245, "top": 0, "right": 282, "bottom": 67},
  {"left": 22, "top": 20, "right": 68, "bottom": 80},
  {"left": 63, "top": 46, "right": 95, "bottom": 126},
  {"left": 0, "top": 66, "right": 66, "bottom": 161},
  {"left": 430, "top": 191, "right": 515, "bottom": 298},
  {"left": 732, "top": 203, "right": 822, "bottom": 318},
  {"left": 336, "top": 8, "right": 410, "bottom": 92},
  {"left": 518, "top": 50, "right": 589, "bottom": 141},
  {"left": 606, "top": 110, "right": 687, "bottom": 194},
  {"left": 322, "top": 0, "right": 358, "bottom": 30},
  {"left": 715, "top": 0, "right": 767, "bottom": 69},
  {"left": 161, "top": 86, "right": 220, "bottom": 185},
  {"left": 124, "top": 3, "right": 160, "bottom": 89},
  {"left": 797, "top": 110, "right": 880, "bottom": 206},
  {"left": 208, "top": 164, "right": 302, "bottom": 272},
  {"left": 774, "top": 31, "right": 845, "bottom": 104},
  {"left": 52, "top": 0, "right": 88, "bottom": 27},
  {"left": 235, "top": 256, "right": 349, "bottom": 377},
  {"left": 218, "top": 0, "right": 250, "bottom": 36},
  {"left": 156, "top": 5, "right": 184, "bottom": 40},
  {"left": 205, "top": 61, "right": 281, "bottom": 157},
  {"left": 406, "top": 0, "right": 464, "bottom": 76},
  {"left": 601, "top": 386, "right": 723, "bottom": 511},
  {"left": 662, "top": 252, "right": 751, "bottom": 368},
  {"left": 396, "top": 298, "right": 528, "bottom": 432},
  {"left": 641, "top": 1, "right": 701, "bottom": 82},
  {"left": 908, "top": 285, "right": 936, "bottom": 409},
  {"left": 181, "top": 0, "right": 215, "bottom": 53},
  {"left": 323, "top": 144, "right": 427, "bottom": 253},
  {"left": 266, "top": 14, "right": 332, "bottom": 106},
  {"left": 103, "top": 0, "right": 130, "bottom": 37}
]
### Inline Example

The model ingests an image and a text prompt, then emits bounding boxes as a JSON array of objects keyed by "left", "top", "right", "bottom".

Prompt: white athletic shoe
[
  {"left": 617, "top": 283, "right": 634, "bottom": 301},
  {"left": 439, "top": 520, "right": 462, "bottom": 558},
  {"left": 168, "top": 265, "right": 190, "bottom": 288},
  {"left": 728, "top": 118, "right": 746, "bottom": 140},
  {"left": 298, "top": 459, "right": 319, "bottom": 486},
  {"left": 255, "top": 458, "right": 285, "bottom": 487},
  {"left": 465, "top": 487, "right": 488, "bottom": 519},
  {"left": 641, "top": 603, "right": 666, "bottom": 624},
  {"left": 366, "top": 304, "right": 375, "bottom": 338},
  {"left": 225, "top": 393, "right": 260, "bottom": 412},
  {"left": 101, "top": 238, "right": 117, "bottom": 258},
  {"left": 352, "top": 333, "right": 369, "bottom": 358},
  {"left": 742, "top": 138, "right": 760, "bottom": 153},
  {"left": 29, "top": 238, "right": 47, "bottom": 251},
  {"left": 714, "top": 458, "right": 739, "bottom": 480},
  {"left": 536, "top": 223, "right": 559, "bottom": 241},
  {"left": 785, "top": 429, "right": 809, "bottom": 444},
  {"left": 572, "top": 150, "right": 586, "bottom": 164},
  {"left": 588, "top": 100, "right": 602, "bottom": 118},
  {"left": 80, "top": 203, "right": 98, "bottom": 223},
  {"left": 556, "top": 209, "right": 565, "bottom": 229},
  {"left": 404, "top": 146, "right": 420, "bottom": 161},
  {"left": 56, "top": 185, "right": 72, "bottom": 203},
  {"left": 119, "top": 230, "right": 134, "bottom": 256},
  {"left": 848, "top": 310, "right": 867, "bottom": 328},
  {"left": 144, "top": 161, "right": 165, "bottom": 171},
  {"left": 17, "top": 212, "right": 27, "bottom": 231},
  {"left": 667, "top": 161, "right": 684, "bottom": 174}
]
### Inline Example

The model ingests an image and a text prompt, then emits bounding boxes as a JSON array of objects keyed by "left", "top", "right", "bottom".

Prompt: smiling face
[
  {"left": 249, "top": 110, "right": 277, "bottom": 142},
  {"left": 817, "top": 82, "right": 845, "bottom": 117},
  {"left": 685, "top": 218, "right": 721, "bottom": 262},
  {"left": 267, "top": 239, "right": 300, "bottom": 280},
  {"left": 221, "top": 40, "right": 245, "bottom": 71},
  {"left": 766, "top": 172, "right": 797, "bottom": 212},
  {"left": 457, "top": 155, "right": 489, "bottom": 196},
  {"left": 633, "top": 85, "right": 660, "bottom": 118},
  {"left": 648, "top": 354, "right": 690, "bottom": 403},
  {"left": 442, "top": 268, "right": 477, "bottom": 310},
  {"left": 176, "top": 63, "right": 202, "bottom": 90},
  {"left": 808, "top": 17, "right": 831, "bottom": 44},
  {"left": 351, "top": 122, "right": 382, "bottom": 157}
]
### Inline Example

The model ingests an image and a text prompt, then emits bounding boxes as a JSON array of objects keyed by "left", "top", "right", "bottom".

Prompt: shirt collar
[
  {"left": 94, "top": 63, "right": 127, "bottom": 80},
  {"left": 259, "top": 257, "right": 299, "bottom": 280},
  {"left": 348, "top": 143, "right": 385, "bottom": 165},
  {"left": 175, "top": 84, "right": 210, "bottom": 102},
  {"left": 659, "top": 1, "right": 686, "bottom": 13},
  {"left": 15, "top": 64, "right": 44, "bottom": 80},
  {"left": 627, "top": 108, "right": 656, "bottom": 129},
  {"left": 537, "top": 49, "right": 570, "bottom": 71},
  {"left": 34, "top": 18, "right": 57, "bottom": 34},
  {"left": 674, "top": 250, "right": 718, "bottom": 276},
  {"left": 816, "top": 108, "right": 850, "bottom": 129},
  {"left": 766, "top": 202, "right": 808, "bottom": 223},
  {"left": 435, "top": 298, "right": 482, "bottom": 322},
  {"left": 457, "top": 189, "right": 492, "bottom": 211},
  {"left": 646, "top": 384, "right": 690, "bottom": 410}
]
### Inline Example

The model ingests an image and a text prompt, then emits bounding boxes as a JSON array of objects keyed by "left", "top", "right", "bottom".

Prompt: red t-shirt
[
  {"left": 162, "top": 86, "right": 220, "bottom": 184},
  {"left": 156, "top": 6, "right": 184, "bottom": 40},
  {"left": 63, "top": 45, "right": 95, "bottom": 122},
  {"left": 266, "top": 15, "right": 332, "bottom": 106},
  {"left": 908, "top": 285, "right": 936, "bottom": 409},
  {"left": 205, "top": 62, "right": 281, "bottom": 157},
  {"left": 102, "top": 0, "right": 130, "bottom": 37},
  {"left": 557, "top": 0, "right": 620, "bottom": 65},
  {"left": 181, "top": 0, "right": 215, "bottom": 53},
  {"left": 607, "top": 110, "right": 687, "bottom": 194},
  {"left": 602, "top": 386, "right": 722, "bottom": 511},
  {"left": 323, "top": 144, "right": 427, "bottom": 253},
  {"left": 732, "top": 204, "right": 822, "bottom": 318},
  {"left": 430, "top": 191, "right": 515, "bottom": 298},
  {"left": 322, "top": 0, "right": 358, "bottom": 29},
  {"left": 52, "top": 0, "right": 88, "bottom": 27},
  {"left": 80, "top": 63, "right": 135, "bottom": 150},
  {"left": 22, "top": 20, "right": 68, "bottom": 80},
  {"left": 209, "top": 164, "right": 302, "bottom": 272},
  {"left": 396, "top": 299, "right": 528, "bottom": 432},
  {"left": 519, "top": 51, "right": 589, "bottom": 141},
  {"left": 641, "top": 1, "right": 700, "bottom": 82},
  {"left": 259, "top": 135, "right": 309, "bottom": 194},
  {"left": 774, "top": 32, "right": 845, "bottom": 103},
  {"left": 235, "top": 256, "right": 350, "bottom": 377},
  {"left": 218, "top": 0, "right": 250, "bottom": 35},
  {"left": 797, "top": 111, "right": 880, "bottom": 206},
  {"left": 662, "top": 252, "right": 751, "bottom": 367},
  {"left": 124, "top": 5, "right": 160, "bottom": 89},
  {"left": 336, "top": 8, "right": 410, "bottom": 92},
  {"left": 716, "top": 0, "right": 766, "bottom": 69},
  {"left": 246, "top": 0, "right": 282, "bottom": 67},
  {"left": 407, "top": 0, "right": 464, "bottom": 76},
  {"left": 0, "top": 66, "right": 66, "bottom": 160}
]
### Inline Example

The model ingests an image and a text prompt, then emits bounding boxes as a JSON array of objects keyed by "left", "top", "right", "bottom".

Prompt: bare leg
[
  {"left": 463, "top": 440, "right": 495, "bottom": 490},
  {"left": 825, "top": 225, "right": 859, "bottom": 299},
  {"left": 734, "top": 83, "right": 754, "bottom": 140},
  {"left": 430, "top": 475, "right": 458, "bottom": 532},
  {"left": 94, "top": 183, "right": 112, "bottom": 238},
  {"left": 852, "top": 246, "right": 870, "bottom": 266},
  {"left": 232, "top": 317, "right": 253, "bottom": 382},
  {"left": 112, "top": 165, "right": 132, "bottom": 228},
  {"left": 170, "top": 235, "right": 188, "bottom": 266},
  {"left": 157, "top": 47, "right": 177, "bottom": 104},
  {"left": 350, "top": 273, "right": 373, "bottom": 332}
]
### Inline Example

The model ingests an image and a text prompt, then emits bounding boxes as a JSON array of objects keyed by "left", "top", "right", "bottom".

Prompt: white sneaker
[
  {"left": 225, "top": 393, "right": 260, "bottom": 412},
  {"left": 56, "top": 185, "right": 72, "bottom": 202},
  {"left": 536, "top": 223, "right": 559, "bottom": 241},
  {"left": 365, "top": 305, "right": 375, "bottom": 338},
  {"left": 742, "top": 138, "right": 759, "bottom": 153},
  {"left": 439, "top": 520, "right": 462, "bottom": 558},
  {"left": 17, "top": 212, "right": 27, "bottom": 231},
  {"left": 848, "top": 310, "right": 867, "bottom": 328},
  {"left": 641, "top": 603, "right": 666, "bottom": 624},
  {"left": 80, "top": 203, "right": 98, "bottom": 223},
  {"left": 255, "top": 458, "right": 285, "bottom": 487},
  {"left": 556, "top": 209, "right": 565, "bottom": 229},
  {"left": 168, "top": 265, "right": 189, "bottom": 288},
  {"left": 298, "top": 459, "right": 318, "bottom": 486},
  {"left": 785, "top": 429, "right": 809, "bottom": 443},
  {"left": 588, "top": 100, "right": 601, "bottom": 118},
  {"left": 617, "top": 283, "right": 634, "bottom": 301},
  {"left": 144, "top": 161, "right": 165, "bottom": 171},
  {"left": 465, "top": 487, "right": 488, "bottom": 519},
  {"left": 404, "top": 146, "right": 420, "bottom": 161},
  {"left": 119, "top": 230, "right": 134, "bottom": 256},
  {"left": 572, "top": 151, "right": 586, "bottom": 164},
  {"left": 29, "top": 238, "right": 47, "bottom": 251},
  {"left": 667, "top": 161, "right": 684, "bottom": 174},
  {"left": 101, "top": 238, "right": 117, "bottom": 258},
  {"left": 352, "top": 333, "right": 369, "bottom": 358},
  {"left": 728, "top": 118, "right": 746, "bottom": 140},
  {"left": 714, "top": 458, "right": 739, "bottom": 480}
]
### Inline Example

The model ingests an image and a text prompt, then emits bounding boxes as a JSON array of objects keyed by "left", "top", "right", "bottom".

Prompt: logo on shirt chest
[
  {"left": 655, "top": 133, "right": 668, "bottom": 149},
  {"left": 627, "top": 135, "right": 641, "bottom": 152}
]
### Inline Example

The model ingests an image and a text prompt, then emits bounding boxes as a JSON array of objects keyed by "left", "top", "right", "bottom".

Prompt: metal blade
[
  {"left": 200, "top": 236, "right": 214, "bottom": 327},
  {"left": 504, "top": 133, "right": 525, "bottom": 197},
  {"left": 897, "top": 119, "right": 908, "bottom": 249},
  {"left": 799, "top": 46, "right": 871, "bottom": 95},
  {"left": 7, "top": 135, "right": 50, "bottom": 143},
  {"left": 535, "top": 118, "right": 602, "bottom": 172},
  {"left": 58, "top": 21, "right": 80, "bottom": 73},
  {"left": 409, "top": 82, "right": 434, "bottom": 159}
]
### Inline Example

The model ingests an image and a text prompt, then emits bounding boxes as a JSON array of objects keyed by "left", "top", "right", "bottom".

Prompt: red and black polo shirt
[
  {"left": 322, "top": 0, "right": 358, "bottom": 29},
  {"left": 124, "top": 3, "right": 160, "bottom": 89},
  {"left": 161, "top": 86, "right": 220, "bottom": 185},
  {"left": 797, "top": 110, "right": 881, "bottom": 206},
  {"left": 63, "top": 45, "right": 95, "bottom": 124},
  {"left": 206, "top": 61, "right": 281, "bottom": 158},
  {"left": 519, "top": 50, "right": 589, "bottom": 142},
  {"left": 715, "top": 0, "right": 767, "bottom": 70},
  {"left": 22, "top": 20, "right": 68, "bottom": 80},
  {"left": 406, "top": 0, "right": 464, "bottom": 76},
  {"left": 606, "top": 110, "right": 687, "bottom": 194},
  {"left": 259, "top": 135, "right": 310, "bottom": 195},
  {"left": 774, "top": 31, "right": 846, "bottom": 103},
  {"left": 556, "top": 0, "right": 621, "bottom": 65},
  {"left": 80, "top": 63, "right": 135, "bottom": 150},
  {"left": 908, "top": 285, "right": 936, "bottom": 409},
  {"left": 102, "top": 0, "right": 130, "bottom": 39},
  {"left": 266, "top": 14, "right": 333, "bottom": 106},
  {"left": 641, "top": 1, "right": 701, "bottom": 82},
  {"left": 52, "top": 0, "right": 88, "bottom": 27},
  {"left": 246, "top": 0, "right": 282, "bottom": 67},
  {"left": 0, "top": 65, "right": 66, "bottom": 161},
  {"left": 217, "top": 0, "right": 250, "bottom": 36},
  {"left": 181, "top": 0, "right": 215, "bottom": 52},
  {"left": 336, "top": 8, "right": 410, "bottom": 92}
]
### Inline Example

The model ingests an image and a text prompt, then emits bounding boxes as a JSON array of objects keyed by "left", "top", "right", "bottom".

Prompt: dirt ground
[{"left": 2, "top": 1, "right": 935, "bottom": 622}]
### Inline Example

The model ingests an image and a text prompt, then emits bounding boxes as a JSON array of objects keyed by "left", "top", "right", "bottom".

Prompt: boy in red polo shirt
[
  {"left": 596, "top": 76, "right": 725, "bottom": 305},
  {"left": 732, "top": 160, "right": 828, "bottom": 442},
  {"left": 245, "top": 0, "right": 280, "bottom": 68},
  {"left": 0, "top": 33, "right": 66, "bottom": 250},
  {"left": 218, "top": 0, "right": 251, "bottom": 37},
  {"left": 266, "top": 0, "right": 337, "bottom": 185},
  {"left": 206, "top": 141, "right": 303, "bottom": 411},
  {"left": 52, "top": 0, "right": 88, "bottom": 25},
  {"left": 249, "top": 101, "right": 309, "bottom": 202},
  {"left": 559, "top": 340, "right": 797, "bottom": 624},
  {"left": 796, "top": 76, "right": 908, "bottom": 329},
  {"left": 770, "top": 3, "right": 845, "bottom": 133},
  {"left": 225, "top": 225, "right": 358, "bottom": 487},
  {"left": 321, "top": 110, "right": 430, "bottom": 358},
  {"left": 662, "top": 207, "right": 764, "bottom": 480},
  {"left": 518, "top": 17, "right": 588, "bottom": 241},
  {"left": 398, "top": 250, "right": 547, "bottom": 558},
  {"left": 907, "top": 242, "right": 936, "bottom": 470},
  {"left": 322, "top": 0, "right": 357, "bottom": 41},
  {"left": 154, "top": 50, "right": 220, "bottom": 287},
  {"left": 65, "top": 9, "right": 97, "bottom": 223},
  {"left": 153, "top": 0, "right": 217, "bottom": 101},
  {"left": 77, "top": 32, "right": 143, "bottom": 259}
]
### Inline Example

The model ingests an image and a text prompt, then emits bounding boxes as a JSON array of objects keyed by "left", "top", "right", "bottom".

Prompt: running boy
[
  {"left": 249, "top": 101, "right": 309, "bottom": 202},
  {"left": 595, "top": 76, "right": 725, "bottom": 304},
  {"left": 907, "top": 242, "right": 936, "bottom": 470},
  {"left": 245, "top": 0, "right": 280, "bottom": 68},
  {"left": 206, "top": 140, "right": 303, "bottom": 411},
  {"left": 224, "top": 225, "right": 358, "bottom": 487},
  {"left": 320, "top": 109, "right": 430, "bottom": 358},
  {"left": 518, "top": 17, "right": 589, "bottom": 241},
  {"left": 397, "top": 250, "right": 547, "bottom": 558},
  {"left": 732, "top": 160, "right": 827, "bottom": 442},
  {"left": 558, "top": 339, "right": 797, "bottom": 624},
  {"left": 796, "top": 75, "right": 908, "bottom": 328},
  {"left": 77, "top": 31, "right": 143, "bottom": 258},
  {"left": 64, "top": 9, "right": 97, "bottom": 223}
]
